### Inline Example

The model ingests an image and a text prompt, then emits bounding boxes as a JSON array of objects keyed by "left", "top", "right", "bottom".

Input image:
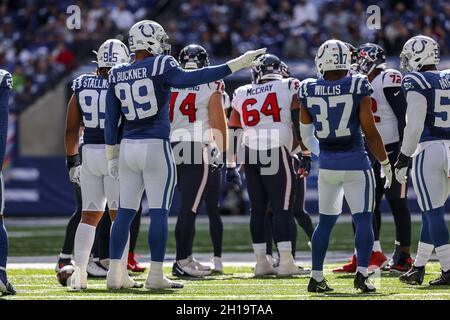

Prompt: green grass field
[
  {"left": 3, "top": 218, "right": 450, "bottom": 300},
  {"left": 2, "top": 264, "right": 450, "bottom": 300},
  {"left": 5, "top": 219, "right": 438, "bottom": 256}
]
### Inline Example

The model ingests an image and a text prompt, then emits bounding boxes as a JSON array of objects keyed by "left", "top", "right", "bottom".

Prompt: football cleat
[
  {"left": 128, "top": 253, "right": 146, "bottom": 273},
  {"left": 388, "top": 256, "right": 413, "bottom": 274},
  {"left": 145, "top": 275, "right": 184, "bottom": 289},
  {"left": 399, "top": 265, "right": 425, "bottom": 285},
  {"left": 190, "top": 256, "right": 211, "bottom": 271},
  {"left": 107, "top": 263, "right": 142, "bottom": 290},
  {"left": 278, "top": 261, "right": 311, "bottom": 276},
  {"left": 172, "top": 261, "right": 211, "bottom": 277},
  {"left": 0, "top": 279, "right": 16, "bottom": 296},
  {"left": 332, "top": 254, "right": 357, "bottom": 274},
  {"left": 70, "top": 265, "right": 87, "bottom": 290},
  {"left": 354, "top": 272, "right": 376, "bottom": 293},
  {"left": 55, "top": 256, "right": 73, "bottom": 273},
  {"left": 86, "top": 261, "right": 108, "bottom": 278},
  {"left": 369, "top": 251, "right": 389, "bottom": 272},
  {"left": 212, "top": 257, "right": 223, "bottom": 273},
  {"left": 254, "top": 259, "right": 276, "bottom": 276},
  {"left": 429, "top": 269, "right": 450, "bottom": 286},
  {"left": 307, "top": 277, "right": 333, "bottom": 293}
]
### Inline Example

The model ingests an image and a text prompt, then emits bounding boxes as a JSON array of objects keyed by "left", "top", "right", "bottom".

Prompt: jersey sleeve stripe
[
  {"left": 151, "top": 55, "right": 162, "bottom": 76},
  {"left": 158, "top": 56, "right": 170, "bottom": 75},
  {"left": 414, "top": 72, "right": 432, "bottom": 89},
  {"left": 357, "top": 77, "right": 364, "bottom": 94},
  {"left": 350, "top": 76, "right": 357, "bottom": 93},
  {"left": 353, "top": 77, "right": 361, "bottom": 94},
  {"left": 404, "top": 74, "right": 425, "bottom": 89}
]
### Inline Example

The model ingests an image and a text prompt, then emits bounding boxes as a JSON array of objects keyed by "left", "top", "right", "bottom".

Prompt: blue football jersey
[
  {"left": 105, "top": 54, "right": 231, "bottom": 145},
  {"left": 72, "top": 74, "right": 109, "bottom": 144},
  {"left": 402, "top": 70, "right": 450, "bottom": 142},
  {"left": 298, "top": 74, "right": 374, "bottom": 170},
  {"left": 0, "top": 69, "right": 12, "bottom": 168}
]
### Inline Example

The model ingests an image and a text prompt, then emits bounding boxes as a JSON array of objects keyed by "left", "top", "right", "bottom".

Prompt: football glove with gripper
[
  {"left": 380, "top": 158, "right": 393, "bottom": 189},
  {"left": 67, "top": 154, "right": 81, "bottom": 186},
  {"left": 227, "top": 48, "right": 267, "bottom": 73},
  {"left": 298, "top": 154, "right": 312, "bottom": 178},
  {"left": 394, "top": 152, "right": 411, "bottom": 185}
]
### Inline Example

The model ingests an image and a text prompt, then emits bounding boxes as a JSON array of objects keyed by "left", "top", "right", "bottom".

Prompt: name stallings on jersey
[
  {"left": 72, "top": 74, "right": 109, "bottom": 144},
  {"left": 233, "top": 78, "right": 300, "bottom": 150}
]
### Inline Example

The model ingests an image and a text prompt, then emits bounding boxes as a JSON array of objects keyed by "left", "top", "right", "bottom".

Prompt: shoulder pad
[
  {"left": 208, "top": 80, "right": 225, "bottom": 93},
  {"left": 0, "top": 69, "right": 12, "bottom": 89},
  {"left": 298, "top": 78, "right": 316, "bottom": 99},
  {"left": 382, "top": 69, "right": 402, "bottom": 87},
  {"left": 71, "top": 73, "right": 93, "bottom": 91},
  {"left": 350, "top": 74, "right": 373, "bottom": 95},
  {"left": 402, "top": 72, "right": 432, "bottom": 91}
]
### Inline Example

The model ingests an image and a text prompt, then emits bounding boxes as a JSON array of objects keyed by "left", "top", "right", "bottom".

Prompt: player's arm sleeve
[
  {"left": 0, "top": 88, "right": 10, "bottom": 169},
  {"left": 400, "top": 91, "right": 427, "bottom": 157},
  {"left": 163, "top": 56, "right": 232, "bottom": 89},
  {"left": 384, "top": 86, "right": 407, "bottom": 141},
  {"left": 104, "top": 80, "right": 121, "bottom": 147}
]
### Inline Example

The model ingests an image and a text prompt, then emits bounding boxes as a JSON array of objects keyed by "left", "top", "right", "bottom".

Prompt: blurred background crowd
[{"left": 0, "top": 0, "right": 449, "bottom": 113}]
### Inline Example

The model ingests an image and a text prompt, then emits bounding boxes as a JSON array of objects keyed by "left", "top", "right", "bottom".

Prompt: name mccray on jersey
[
  {"left": 298, "top": 74, "right": 373, "bottom": 170},
  {"left": 371, "top": 68, "right": 403, "bottom": 145},
  {"left": 72, "top": 74, "right": 109, "bottom": 144},
  {"left": 232, "top": 78, "right": 300, "bottom": 150},
  {"left": 402, "top": 70, "right": 450, "bottom": 142},
  {"left": 169, "top": 80, "right": 225, "bottom": 143}
]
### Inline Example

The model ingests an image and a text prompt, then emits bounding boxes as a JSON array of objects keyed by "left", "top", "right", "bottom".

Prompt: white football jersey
[
  {"left": 232, "top": 78, "right": 300, "bottom": 150},
  {"left": 371, "top": 68, "right": 402, "bottom": 145},
  {"left": 170, "top": 80, "right": 225, "bottom": 143}
]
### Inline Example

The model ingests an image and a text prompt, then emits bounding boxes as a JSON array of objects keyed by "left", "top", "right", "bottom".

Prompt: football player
[
  {"left": 228, "top": 53, "right": 302, "bottom": 277},
  {"left": 65, "top": 39, "right": 136, "bottom": 290},
  {"left": 300, "top": 40, "right": 392, "bottom": 293},
  {"left": 170, "top": 44, "right": 227, "bottom": 277},
  {"left": 396, "top": 35, "right": 450, "bottom": 285},
  {"left": 104, "top": 20, "right": 265, "bottom": 289},
  {"left": 265, "top": 61, "right": 314, "bottom": 267},
  {"left": 334, "top": 43, "right": 412, "bottom": 274},
  {"left": 0, "top": 69, "right": 15, "bottom": 295}
]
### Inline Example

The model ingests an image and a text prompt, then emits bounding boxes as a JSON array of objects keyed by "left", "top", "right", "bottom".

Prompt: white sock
[
  {"left": 150, "top": 261, "right": 164, "bottom": 277},
  {"left": 252, "top": 243, "right": 267, "bottom": 262},
  {"left": 357, "top": 266, "right": 368, "bottom": 277},
  {"left": 59, "top": 253, "right": 72, "bottom": 259},
  {"left": 277, "top": 241, "right": 293, "bottom": 264},
  {"left": 435, "top": 244, "right": 450, "bottom": 272},
  {"left": 372, "top": 241, "right": 382, "bottom": 253},
  {"left": 311, "top": 270, "right": 324, "bottom": 282},
  {"left": 414, "top": 241, "right": 434, "bottom": 267},
  {"left": 73, "top": 223, "right": 96, "bottom": 269},
  {"left": 121, "top": 233, "right": 130, "bottom": 268}
]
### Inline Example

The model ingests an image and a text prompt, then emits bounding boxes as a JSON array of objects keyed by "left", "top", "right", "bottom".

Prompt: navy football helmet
[
  {"left": 178, "top": 44, "right": 209, "bottom": 69},
  {"left": 280, "top": 61, "right": 290, "bottom": 78},
  {"left": 251, "top": 54, "right": 283, "bottom": 84},
  {"left": 356, "top": 43, "right": 386, "bottom": 75}
]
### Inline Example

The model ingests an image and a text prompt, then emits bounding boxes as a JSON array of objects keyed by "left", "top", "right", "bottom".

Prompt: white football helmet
[
  {"left": 400, "top": 35, "right": 440, "bottom": 72},
  {"left": 95, "top": 39, "right": 130, "bottom": 68},
  {"left": 315, "top": 39, "right": 351, "bottom": 76},
  {"left": 128, "top": 20, "right": 171, "bottom": 55}
]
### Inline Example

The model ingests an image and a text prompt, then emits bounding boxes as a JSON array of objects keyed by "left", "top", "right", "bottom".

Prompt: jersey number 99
[{"left": 114, "top": 79, "right": 158, "bottom": 120}]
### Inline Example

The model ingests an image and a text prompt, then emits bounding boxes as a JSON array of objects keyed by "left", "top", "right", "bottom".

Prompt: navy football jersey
[
  {"left": 402, "top": 70, "right": 450, "bottom": 142},
  {"left": 0, "top": 69, "right": 11, "bottom": 168},
  {"left": 72, "top": 74, "right": 109, "bottom": 144},
  {"left": 298, "top": 74, "right": 374, "bottom": 170},
  {"left": 105, "top": 54, "right": 231, "bottom": 145}
]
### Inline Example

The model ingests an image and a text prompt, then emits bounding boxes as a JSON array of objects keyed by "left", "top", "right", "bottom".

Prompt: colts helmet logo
[
  {"left": 317, "top": 44, "right": 328, "bottom": 59},
  {"left": 139, "top": 23, "right": 155, "bottom": 37},
  {"left": 412, "top": 40, "right": 427, "bottom": 54}
]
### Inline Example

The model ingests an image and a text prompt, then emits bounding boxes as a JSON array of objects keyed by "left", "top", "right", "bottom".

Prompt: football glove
[
  {"left": 394, "top": 152, "right": 411, "bottom": 184},
  {"left": 226, "top": 48, "right": 267, "bottom": 73},
  {"left": 206, "top": 142, "right": 223, "bottom": 172},
  {"left": 107, "top": 158, "right": 119, "bottom": 180},
  {"left": 380, "top": 158, "right": 393, "bottom": 189},
  {"left": 226, "top": 166, "right": 242, "bottom": 189},
  {"left": 298, "top": 153, "right": 312, "bottom": 178},
  {"left": 66, "top": 154, "right": 81, "bottom": 186}
]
